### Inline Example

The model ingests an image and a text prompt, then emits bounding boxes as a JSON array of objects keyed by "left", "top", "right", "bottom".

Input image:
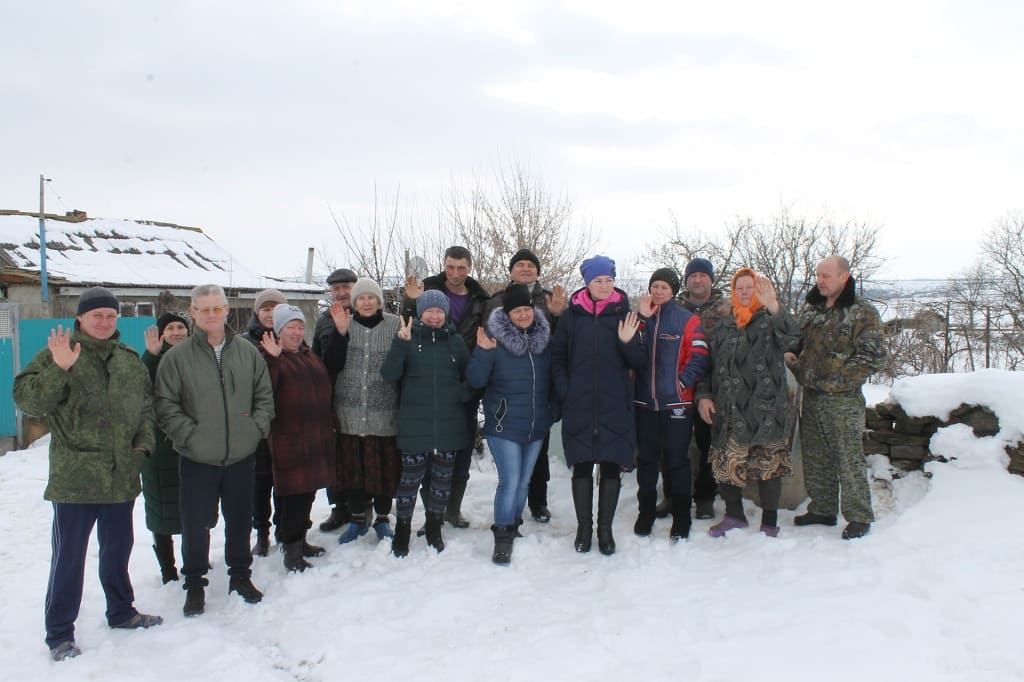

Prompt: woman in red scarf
[{"left": 696, "top": 268, "right": 799, "bottom": 537}]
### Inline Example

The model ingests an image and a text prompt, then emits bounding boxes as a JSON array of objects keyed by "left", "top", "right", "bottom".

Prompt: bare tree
[
  {"left": 438, "top": 160, "right": 597, "bottom": 292},
  {"left": 324, "top": 184, "right": 407, "bottom": 285}
]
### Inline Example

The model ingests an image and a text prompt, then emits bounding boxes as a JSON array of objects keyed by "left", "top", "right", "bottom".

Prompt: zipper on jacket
[
  {"left": 649, "top": 309, "right": 660, "bottom": 411},
  {"left": 592, "top": 310, "right": 599, "bottom": 440},
  {"left": 218, "top": 337, "right": 231, "bottom": 465},
  {"left": 527, "top": 329, "right": 537, "bottom": 441}
]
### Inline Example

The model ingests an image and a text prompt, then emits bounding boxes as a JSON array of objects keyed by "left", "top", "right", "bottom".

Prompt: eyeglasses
[{"left": 192, "top": 305, "right": 228, "bottom": 316}]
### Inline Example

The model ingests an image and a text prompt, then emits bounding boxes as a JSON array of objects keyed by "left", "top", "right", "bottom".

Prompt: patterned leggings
[{"left": 394, "top": 450, "right": 457, "bottom": 520}]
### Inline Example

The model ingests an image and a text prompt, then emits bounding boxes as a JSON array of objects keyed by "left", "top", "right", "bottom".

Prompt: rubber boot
[
  {"left": 337, "top": 514, "right": 369, "bottom": 544},
  {"left": 669, "top": 495, "right": 692, "bottom": 541},
  {"left": 251, "top": 529, "right": 271, "bottom": 557},
  {"left": 283, "top": 540, "right": 312, "bottom": 572},
  {"left": 634, "top": 489, "right": 657, "bottom": 536},
  {"left": 491, "top": 525, "right": 515, "bottom": 565},
  {"left": 392, "top": 518, "right": 412, "bottom": 557},
  {"left": 424, "top": 512, "right": 446, "bottom": 552},
  {"left": 445, "top": 480, "right": 470, "bottom": 528},
  {"left": 597, "top": 477, "right": 620, "bottom": 556},
  {"left": 571, "top": 476, "right": 593, "bottom": 553},
  {"left": 153, "top": 533, "right": 179, "bottom": 584}
]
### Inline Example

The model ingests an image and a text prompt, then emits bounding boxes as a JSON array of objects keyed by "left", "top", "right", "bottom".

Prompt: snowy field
[{"left": 2, "top": 375, "right": 1024, "bottom": 681}]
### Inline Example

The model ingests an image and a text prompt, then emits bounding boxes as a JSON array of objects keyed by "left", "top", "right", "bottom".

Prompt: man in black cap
[
  {"left": 312, "top": 267, "right": 358, "bottom": 531},
  {"left": 485, "top": 248, "right": 568, "bottom": 522}
]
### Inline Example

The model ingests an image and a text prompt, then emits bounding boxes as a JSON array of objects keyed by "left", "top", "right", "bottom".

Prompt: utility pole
[{"left": 39, "top": 174, "right": 51, "bottom": 308}]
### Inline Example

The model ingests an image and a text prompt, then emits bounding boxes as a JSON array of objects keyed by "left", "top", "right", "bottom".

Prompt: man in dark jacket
[
  {"left": 312, "top": 268, "right": 357, "bottom": 532},
  {"left": 484, "top": 248, "right": 568, "bottom": 522},
  {"left": 14, "top": 286, "right": 162, "bottom": 661},
  {"left": 400, "top": 246, "right": 490, "bottom": 528},
  {"left": 785, "top": 256, "right": 886, "bottom": 540},
  {"left": 155, "top": 284, "right": 275, "bottom": 617}
]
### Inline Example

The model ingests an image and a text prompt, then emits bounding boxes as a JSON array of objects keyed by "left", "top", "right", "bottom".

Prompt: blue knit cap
[
  {"left": 416, "top": 289, "right": 450, "bottom": 318},
  {"left": 580, "top": 255, "right": 616, "bottom": 285},
  {"left": 684, "top": 257, "right": 714, "bottom": 283}
]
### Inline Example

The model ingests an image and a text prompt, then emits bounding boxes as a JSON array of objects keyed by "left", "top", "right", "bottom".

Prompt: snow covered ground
[{"left": 2, "top": 375, "right": 1024, "bottom": 681}]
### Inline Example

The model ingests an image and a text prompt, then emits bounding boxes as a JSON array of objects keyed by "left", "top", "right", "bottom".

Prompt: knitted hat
[
  {"left": 157, "top": 311, "right": 190, "bottom": 337},
  {"left": 580, "top": 255, "right": 616, "bottom": 285},
  {"left": 502, "top": 284, "right": 534, "bottom": 314},
  {"left": 416, "top": 289, "right": 450, "bottom": 318},
  {"left": 327, "top": 268, "right": 358, "bottom": 284},
  {"left": 509, "top": 248, "right": 541, "bottom": 275},
  {"left": 254, "top": 288, "right": 287, "bottom": 311},
  {"left": 684, "top": 258, "right": 714, "bottom": 283},
  {"left": 77, "top": 286, "right": 119, "bottom": 316},
  {"left": 649, "top": 268, "right": 681, "bottom": 296},
  {"left": 350, "top": 277, "right": 384, "bottom": 307},
  {"left": 272, "top": 303, "right": 305, "bottom": 335}
]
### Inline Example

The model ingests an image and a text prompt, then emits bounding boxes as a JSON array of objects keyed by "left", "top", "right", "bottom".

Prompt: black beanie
[
  {"left": 157, "top": 311, "right": 190, "bottom": 337},
  {"left": 76, "top": 286, "right": 119, "bottom": 316},
  {"left": 502, "top": 284, "right": 534, "bottom": 314},
  {"left": 508, "top": 249, "right": 541, "bottom": 276},
  {"left": 649, "top": 268, "right": 681, "bottom": 296}
]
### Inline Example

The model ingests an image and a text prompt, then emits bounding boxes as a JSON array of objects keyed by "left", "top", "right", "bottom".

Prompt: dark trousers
[
  {"left": 345, "top": 489, "right": 393, "bottom": 518},
  {"left": 179, "top": 456, "right": 255, "bottom": 585},
  {"left": 691, "top": 414, "right": 716, "bottom": 501},
  {"left": 277, "top": 492, "right": 315, "bottom": 545},
  {"left": 637, "top": 407, "right": 693, "bottom": 497},
  {"left": 45, "top": 500, "right": 138, "bottom": 649},
  {"left": 395, "top": 450, "right": 457, "bottom": 519},
  {"left": 252, "top": 440, "right": 280, "bottom": 532},
  {"left": 527, "top": 431, "right": 551, "bottom": 509},
  {"left": 572, "top": 461, "right": 621, "bottom": 482}
]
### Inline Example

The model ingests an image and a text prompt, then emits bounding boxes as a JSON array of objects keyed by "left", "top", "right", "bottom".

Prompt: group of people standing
[{"left": 13, "top": 244, "right": 887, "bottom": 662}]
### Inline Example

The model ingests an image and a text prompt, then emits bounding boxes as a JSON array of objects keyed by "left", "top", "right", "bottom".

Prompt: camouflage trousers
[{"left": 800, "top": 388, "right": 875, "bottom": 523}]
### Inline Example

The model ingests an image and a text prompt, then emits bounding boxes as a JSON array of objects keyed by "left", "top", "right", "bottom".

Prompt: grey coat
[{"left": 335, "top": 312, "right": 401, "bottom": 437}]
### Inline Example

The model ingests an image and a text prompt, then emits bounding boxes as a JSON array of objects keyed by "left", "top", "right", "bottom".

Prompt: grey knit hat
[
  {"left": 272, "top": 303, "right": 305, "bottom": 335},
  {"left": 77, "top": 286, "right": 119, "bottom": 315},
  {"left": 350, "top": 277, "right": 384, "bottom": 307}
]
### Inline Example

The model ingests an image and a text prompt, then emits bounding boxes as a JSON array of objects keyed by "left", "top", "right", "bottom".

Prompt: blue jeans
[{"left": 488, "top": 436, "right": 543, "bottom": 527}]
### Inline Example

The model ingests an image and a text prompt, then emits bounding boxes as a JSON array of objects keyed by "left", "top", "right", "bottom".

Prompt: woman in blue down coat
[
  {"left": 467, "top": 284, "right": 555, "bottom": 565},
  {"left": 551, "top": 256, "right": 646, "bottom": 556}
]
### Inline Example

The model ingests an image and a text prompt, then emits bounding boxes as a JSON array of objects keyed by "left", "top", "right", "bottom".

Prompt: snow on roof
[{"left": 0, "top": 213, "right": 320, "bottom": 292}]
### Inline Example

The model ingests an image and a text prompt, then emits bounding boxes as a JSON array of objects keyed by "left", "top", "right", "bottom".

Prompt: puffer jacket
[
  {"left": 14, "top": 325, "right": 155, "bottom": 504},
  {"left": 141, "top": 343, "right": 182, "bottom": 534},
  {"left": 467, "top": 307, "right": 554, "bottom": 444},
  {"left": 380, "top": 319, "right": 470, "bottom": 453},
  {"left": 154, "top": 326, "right": 274, "bottom": 466},
  {"left": 634, "top": 298, "right": 708, "bottom": 409}
]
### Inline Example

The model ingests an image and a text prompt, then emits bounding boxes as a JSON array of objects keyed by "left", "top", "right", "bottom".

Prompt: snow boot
[
  {"left": 337, "top": 515, "right": 369, "bottom": 544},
  {"left": 373, "top": 518, "right": 394, "bottom": 540},
  {"left": 319, "top": 506, "right": 351, "bottom": 532},
  {"left": 111, "top": 612, "right": 163, "bottom": 629},
  {"left": 228, "top": 577, "right": 263, "bottom": 604},
  {"left": 709, "top": 516, "right": 749, "bottom": 537},
  {"left": 596, "top": 477, "right": 620, "bottom": 556},
  {"left": 842, "top": 522, "right": 871, "bottom": 540},
  {"left": 491, "top": 525, "right": 515, "bottom": 565},
  {"left": 445, "top": 480, "right": 471, "bottom": 528},
  {"left": 794, "top": 512, "right": 837, "bottom": 526},
  {"left": 515, "top": 518, "right": 524, "bottom": 538},
  {"left": 571, "top": 476, "right": 593, "bottom": 553},
  {"left": 424, "top": 512, "right": 446, "bottom": 552},
  {"left": 694, "top": 498, "right": 715, "bottom": 520},
  {"left": 251, "top": 529, "right": 271, "bottom": 557},
  {"left": 392, "top": 518, "right": 412, "bottom": 557},
  {"left": 153, "top": 533, "right": 179, "bottom": 584},
  {"left": 302, "top": 540, "right": 325, "bottom": 557},
  {"left": 669, "top": 495, "right": 692, "bottom": 541},
  {"left": 50, "top": 641, "right": 81, "bottom": 662},
  {"left": 283, "top": 541, "right": 312, "bottom": 572},
  {"left": 633, "top": 489, "right": 657, "bottom": 536},
  {"left": 182, "top": 580, "right": 207, "bottom": 617}
]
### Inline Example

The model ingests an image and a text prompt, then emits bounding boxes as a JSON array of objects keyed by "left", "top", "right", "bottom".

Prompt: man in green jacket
[
  {"left": 14, "top": 286, "right": 162, "bottom": 662},
  {"left": 155, "top": 284, "right": 274, "bottom": 617}
]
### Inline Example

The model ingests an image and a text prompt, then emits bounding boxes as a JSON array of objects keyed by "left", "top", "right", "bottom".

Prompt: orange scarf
[{"left": 730, "top": 267, "right": 763, "bottom": 329}]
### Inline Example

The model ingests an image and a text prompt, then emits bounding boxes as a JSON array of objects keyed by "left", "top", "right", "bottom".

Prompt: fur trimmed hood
[
  {"left": 806, "top": 273, "right": 857, "bottom": 308},
  {"left": 486, "top": 307, "right": 550, "bottom": 356}
]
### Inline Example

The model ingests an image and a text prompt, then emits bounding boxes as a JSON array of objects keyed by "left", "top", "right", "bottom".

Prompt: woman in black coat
[{"left": 551, "top": 256, "right": 646, "bottom": 556}]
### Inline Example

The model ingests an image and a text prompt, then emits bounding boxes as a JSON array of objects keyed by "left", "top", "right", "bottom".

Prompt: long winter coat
[
  {"left": 695, "top": 307, "right": 800, "bottom": 449},
  {"left": 154, "top": 327, "right": 274, "bottom": 466},
  {"left": 141, "top": 344, "right": 182, "bottom": 534},
  {"left": 264, "top": 346, "right": 335, "bottom": 495},
  {"left": 467, "top": 308, "right": 554, "bottom": 444},
  {"left": 551, "top": 287, "right": 647, "bottom": 469},
  {"left": 14, "top": 326, "right": 155, "bottom": 504},
  {"left": 380, "top": 320, "right": 470, "bottom": 453}
]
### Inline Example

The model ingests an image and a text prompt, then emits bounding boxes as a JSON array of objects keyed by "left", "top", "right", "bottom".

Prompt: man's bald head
[{"left": 816, "top": 255, "right": 852, "bottom": 307}]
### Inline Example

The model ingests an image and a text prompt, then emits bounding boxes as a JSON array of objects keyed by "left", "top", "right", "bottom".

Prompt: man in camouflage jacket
[
  {"left": 14, "top": 287, "right": 161, "bottom": 661},
  {"left": 785, "top": 256, "right": 886, "bottom": 539}
]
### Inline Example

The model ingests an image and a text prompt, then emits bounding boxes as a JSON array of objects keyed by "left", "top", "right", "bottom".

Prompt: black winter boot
[
  {"left": 182, "top": 580, "right": 206, "bottom": 617},
  {"left": 251, "top": 529, "right": 271, "bottom": 557},
  {"left": 571, "top": 477, "right": 593, "bottom": 553},
  {"left": 656, "top": 468, "right": 673, "bottom": 518},
  {"left": 302, "top": 540, "right": 326, "bottom": 557},
  {"left": 445, "top": 480, "right": 470, "bottom": 528},
  {"left": 319, "top": 506, "right": 351, "bottom": 532},
  {"left": 491, "top": 525, "right": 515, "bottom": 565},
  {"left": 153, "top": 533, "right": 179, "bottom": 584},
  {"left": 392, "top": 518, "right": 412, "bottom": 557},
  {"left": 283, "top": 541, "right": 312, "bottom": 572},
  {"left": 228, "top": 576, "right": 263, "bottom": 604},
  {"left": 597, "top": 477, "right": 620, "bottom": 556},
  {"left": 669, "top": 495, "right": 692, "bottom": 541},
  {"left": 634, "top": 489, "right": 657, "bottom": 536},
  {"left": 424, "top": 512, "right": 446, "bottom": 552}
]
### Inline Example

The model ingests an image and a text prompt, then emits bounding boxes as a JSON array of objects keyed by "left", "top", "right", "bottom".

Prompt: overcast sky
[{"left": 4, "top": 1, "right": 1022, "bottom": 282}]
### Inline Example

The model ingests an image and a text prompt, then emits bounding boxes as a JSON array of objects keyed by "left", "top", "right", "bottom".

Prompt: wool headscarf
[{"left": 730, "top": 267, "right": 762, "bottom": 329}]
